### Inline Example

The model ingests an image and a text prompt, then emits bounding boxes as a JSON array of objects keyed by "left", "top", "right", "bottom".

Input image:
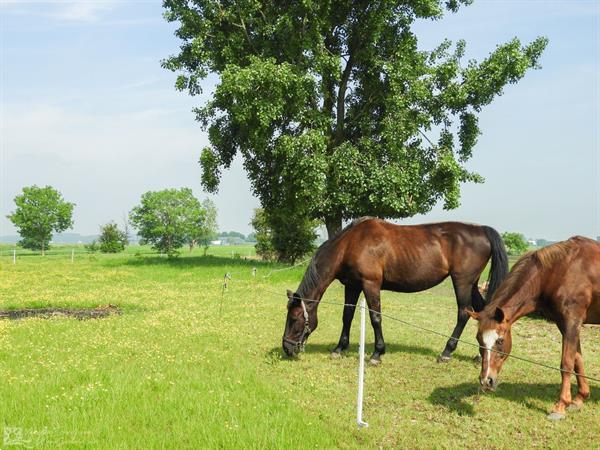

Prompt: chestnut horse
[
  {"left": 282, "top": 218, "right": 508, "bottom": 363},
  {"left": 468, "top": 236, "right": 600, "bottom": 420}
]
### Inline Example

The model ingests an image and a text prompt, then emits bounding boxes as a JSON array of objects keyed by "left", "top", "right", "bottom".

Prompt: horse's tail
[{"left": 481, "top": 225, "right": 509, "bottom": 304}]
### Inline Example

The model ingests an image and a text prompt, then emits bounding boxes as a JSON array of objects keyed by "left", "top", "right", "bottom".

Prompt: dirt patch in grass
[{"left": 0, "top": 304, "right": 121, "bottom": 320}]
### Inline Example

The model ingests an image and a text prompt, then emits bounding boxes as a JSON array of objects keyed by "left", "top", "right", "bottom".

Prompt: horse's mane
[
  {"left": 486, "top": 237, "right": 580, "bottom": 311},
  {"left": 534, "top": 238, "right": 579, "bottom": 268},
  {"left": 297, "top": 217, "right": 374, "bottom": 297}
]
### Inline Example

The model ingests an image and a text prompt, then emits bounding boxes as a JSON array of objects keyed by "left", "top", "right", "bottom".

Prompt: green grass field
[{"left": 0, "top": 246, "right": 599, "bottom": 448}]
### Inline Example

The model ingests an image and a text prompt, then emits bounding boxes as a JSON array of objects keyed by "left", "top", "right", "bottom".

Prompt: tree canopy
[
  {"left": 163, "top": 0, "right": 547, "bottom": 236},
  {"left": 7, "top": 185, "right": 74, "bottom": 255}
]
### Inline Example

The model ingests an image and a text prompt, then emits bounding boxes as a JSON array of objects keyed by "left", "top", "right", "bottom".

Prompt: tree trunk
[
  {"left": 325, "top": 214, "right": 342, "bottom": 239},
  {"left": 41, "top": 241, "right": 45, "bottom": 256}
]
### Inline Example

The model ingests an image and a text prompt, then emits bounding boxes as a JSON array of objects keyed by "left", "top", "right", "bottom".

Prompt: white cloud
[
  {"left": 0, "top": 1, "right": 117, "bottom": 23},
  {"left": 53, "top": 1, "right": 116, "bottom": 22}
]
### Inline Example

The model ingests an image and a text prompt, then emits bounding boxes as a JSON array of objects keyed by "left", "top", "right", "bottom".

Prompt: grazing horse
[
  {"left": 468, "top": 236, "right": 600, "bottom": 420},
  {"left": 282, "top": 218, "right": 508, "bottom": 363}
]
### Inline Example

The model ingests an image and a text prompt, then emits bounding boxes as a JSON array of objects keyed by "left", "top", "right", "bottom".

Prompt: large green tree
[
  {"left": 7, "top": 185, "right": 74, "bottom": 255},
  {"left": 163, "top": 0, "right": 547, "bottom": 236},
  {"left": 130, "top": 188, "right": 204, "bottom": 257}
]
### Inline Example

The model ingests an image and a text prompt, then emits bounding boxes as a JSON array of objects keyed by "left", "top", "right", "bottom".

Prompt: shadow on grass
[
  {"left": 428, "top": 381, "right": 600, "bottom": 416},
  {"left": 265, "top": 341, "right": 477, "bottom": 364}
]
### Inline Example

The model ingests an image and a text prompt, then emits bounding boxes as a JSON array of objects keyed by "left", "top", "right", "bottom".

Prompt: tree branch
[{"left": 335, "top": 53, "right": 354, "bottom": 145}]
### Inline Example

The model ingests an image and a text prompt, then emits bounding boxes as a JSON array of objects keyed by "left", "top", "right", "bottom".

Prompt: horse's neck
[
  {"left": 299, "top": 248, "right": 338, "bottom": 310},
  {"left": 497, "top": 268, "right": 542, "bottom": 324},
  {"left": 302, "top": 272, "right": 336, "bottom": 306}
]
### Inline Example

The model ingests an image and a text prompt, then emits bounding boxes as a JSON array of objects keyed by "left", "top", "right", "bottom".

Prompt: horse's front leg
[
  {"left": 331, "top": 286, "right": 360, "bottom": 357},
  {"left": 548, "top": 321, "right": 581, "bottom": 420},
  {"left": 362, "top": 280, "right": 385, "bottom": 365}
]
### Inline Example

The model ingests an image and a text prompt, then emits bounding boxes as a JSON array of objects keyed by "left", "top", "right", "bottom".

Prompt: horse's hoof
[
  {"left": 330, "top": 351, "right": 342, "bottom": 359},
  {"left": 472, "top": 354, "right": 482, "bottom": 363},
  {"left": 547, "top": 412, "right": 566, "bottom": 421},
  {"left": 567, "top": 403, "right": 582, "bottom": 412},
  {"left": 369, "top": 358, "right": 381, "bottom": 366},
  {"left": 437, "top": 355, "right": 451, "bottom": 363}
]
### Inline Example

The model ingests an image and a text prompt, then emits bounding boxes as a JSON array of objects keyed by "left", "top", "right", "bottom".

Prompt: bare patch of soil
[{"left": 0, "top": 304, "right": 121, "bottom": 320}]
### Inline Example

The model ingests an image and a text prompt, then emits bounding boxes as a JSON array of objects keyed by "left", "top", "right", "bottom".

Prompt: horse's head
[
  {"left": 468, "top": 307, "right": 512, "bottom": 391},
  {"left": 282, "top": 290, "right": 317, "bottom": 357}
]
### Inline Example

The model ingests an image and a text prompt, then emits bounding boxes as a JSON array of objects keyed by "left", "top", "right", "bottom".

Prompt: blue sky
[{"left": 0, "top": 0, "right": 598, "bottom": 240}]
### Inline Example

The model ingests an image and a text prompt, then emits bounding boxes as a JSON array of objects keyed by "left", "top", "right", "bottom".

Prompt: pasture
[{"left": 1, "top": 247, "right": 599, "bottom": 448}]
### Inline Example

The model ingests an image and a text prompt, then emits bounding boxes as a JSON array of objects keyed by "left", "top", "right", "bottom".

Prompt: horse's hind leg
[
  {"left": 567, "top": 337, "right": 590, "bottom": 411},
  {"left": 439, "top": 278, "right": 475, "bottom": 362},
  {"left": 331, "top": 286, "right": 361, "bottom": 357},
  {"left": 549, "top": 319, "right": 581, "bottom": 420},
  {"left": 362, "top": 280, "right": 385, "bottom": 365}
]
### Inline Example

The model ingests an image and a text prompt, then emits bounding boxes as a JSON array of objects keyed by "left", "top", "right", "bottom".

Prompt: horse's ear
[
  {"left": 494, "top": 307, "right": 505, "bottom": 323},
  {"left": 286, "top": 289, "right": 293, "bottom": 300},
  {"left": 466, "top": 309, "right": 480, "bottom": 321}
]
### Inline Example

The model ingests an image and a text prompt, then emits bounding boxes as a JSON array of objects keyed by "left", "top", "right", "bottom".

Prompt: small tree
[
  {"left": 269, "top": 211, "right": 318, "bottom": 264},
  {"left": 250, "top": 209, "right": 276, "bottom": 261},
  {"left": 250, "top": 208, "right": 317, "bottom": 263},
  {"left": 502, "top": 232, "right": 529, "bottom": 256},
  {"left": 130, "top": 188, "right": 203, "bottom": 257},
  {"left": 98, "top": 222, "right": 128, "bottom": 253},
  {"left": 7, "top": 185, "right": 74, "bottom": 255},
  {"left": 85, "top": 240, "right": 99, "bottom": 253},
  {"left": 121, "top": 212, "right": 131, "bottom": 246}
]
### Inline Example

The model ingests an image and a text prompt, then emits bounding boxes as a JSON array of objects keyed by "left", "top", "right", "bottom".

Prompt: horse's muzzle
[
  {"left": 282, "top": 338, "right": 300, "bottom": 357},
  {"left": 480, "top": 376, "right": 498, "bottom": 391}
]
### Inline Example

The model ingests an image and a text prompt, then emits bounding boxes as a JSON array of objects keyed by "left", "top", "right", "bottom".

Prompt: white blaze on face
[{"left": 482, "top": 329, "right": 499, "bottom": 379}]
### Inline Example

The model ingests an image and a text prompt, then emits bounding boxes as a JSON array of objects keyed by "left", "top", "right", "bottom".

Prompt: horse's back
[
  {"left": 542, "top": 237, "right": 600, "bottom": 325},
  {"left": 337, "top": 219, "right": 490, "bottom": 291}
]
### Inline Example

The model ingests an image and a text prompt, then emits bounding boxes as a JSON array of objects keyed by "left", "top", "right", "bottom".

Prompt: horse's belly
[
  {"left": 585, "top": 297, "right": 600, "bottom": 324},
  {"left": 382, "top": 273, "right": 449, "bottom": 293}
]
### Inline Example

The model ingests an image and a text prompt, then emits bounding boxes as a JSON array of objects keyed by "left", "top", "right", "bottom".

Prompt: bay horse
[
  {"left": 468, "top": 236, "right": 600, "bottom": 420},
  {"left": 282, "top": 218, "right": 508, "bottom": 363}
]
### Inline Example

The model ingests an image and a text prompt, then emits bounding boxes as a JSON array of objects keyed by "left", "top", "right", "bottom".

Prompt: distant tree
[
  {"left": 7, "top": 185, "right": 74, "bottom": 255},
  {"left": 536, "top": 238, "right": 552, "bottom": 248},
  {"left": 98, "top": 222, "right": 128, "bottom": 253},
  {"left": 129, "top": 188, "right": 203, "bottom": 257},
  {"left": 164, "top": 1, "right": 547, "bottom": 238},
  {"left": 502, "top": 232, "right": 529, "bottom": 256},
  {"left": 220, "top": 231, "right": 245, "bottom": 239},
  {"left": 193, "top": 199, "right": 218, "bottom": 255},
  {"left": 250, "top": 209, "right": 276, "bottom": 261},
  {"left": 245, "top": 232, "right": 257, "bottom": 243}
]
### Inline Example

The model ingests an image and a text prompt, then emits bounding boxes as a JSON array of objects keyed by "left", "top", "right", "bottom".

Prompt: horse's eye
[{"left": 496, "top": 338, "right": 504, "bottom": 346}]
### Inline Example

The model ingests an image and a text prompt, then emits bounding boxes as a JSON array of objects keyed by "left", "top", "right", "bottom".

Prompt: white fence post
[
  {"left": 13, "top": 249, "right": 16, "bottom": 264},
  {"left": 71, "top": 248, "right": 74, "bottom": 263},
  {"left": 357, "top": 296, "right": 369, "bottom": 428}
]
